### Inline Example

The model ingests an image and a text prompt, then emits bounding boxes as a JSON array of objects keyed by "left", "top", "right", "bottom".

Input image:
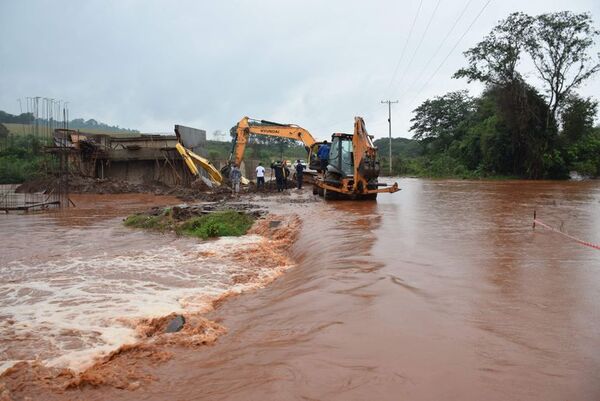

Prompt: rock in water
[{"left": 165, "top": 315, "right": 185, "bottom": 333}]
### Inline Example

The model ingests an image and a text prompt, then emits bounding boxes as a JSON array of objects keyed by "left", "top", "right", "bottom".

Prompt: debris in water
[{"left": 165, "top": 315, "right": 186, "bottom": 333}]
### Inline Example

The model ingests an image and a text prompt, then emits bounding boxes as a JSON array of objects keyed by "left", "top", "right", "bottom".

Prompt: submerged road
[
  {"left": 2, "top": 179, "right": 600, "bottom": 400},
  {"left": 96, "top": 178, "right": 600, "bottom": 401}
]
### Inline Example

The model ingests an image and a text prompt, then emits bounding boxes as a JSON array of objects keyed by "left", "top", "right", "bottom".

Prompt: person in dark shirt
[
  {"left": 295, "top": 160, "right": 304, "bottom": 189},
  {"left": 283, "top": 163, "right": 290, "bottom": 190},
  {"left": 271, "top": 161, "right": 284, "bottom": 192}
]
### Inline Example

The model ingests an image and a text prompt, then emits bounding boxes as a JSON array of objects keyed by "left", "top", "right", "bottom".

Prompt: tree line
[
  {"left": 386, "top": 11, "right": 600, "bottom": 179},
  {"left": 0, "top": 110, "right": 139, "bottom": 133}
]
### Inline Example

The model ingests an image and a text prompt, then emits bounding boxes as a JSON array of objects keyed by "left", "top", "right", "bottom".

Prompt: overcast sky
[{"left": 1, "top": 0, "right": 599, "bottom": 140}]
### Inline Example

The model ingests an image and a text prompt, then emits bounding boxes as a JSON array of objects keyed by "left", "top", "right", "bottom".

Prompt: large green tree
[
  {"left": 526, "top": 11, "right": 600, "bottom": 125},
  {"left": 454, "top": 12, "right": 533, "bottom": 85},
  {"left": 410, "top": 90, "right": 475, "bottom": 151}
]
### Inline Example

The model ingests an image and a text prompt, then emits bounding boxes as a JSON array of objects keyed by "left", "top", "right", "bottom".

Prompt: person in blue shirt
[
  {"left": 295, "top": 160, "right": 304, "bottom": 189},
  {"left": 317, "top": 140, "right": 330, "bottom": 172}
]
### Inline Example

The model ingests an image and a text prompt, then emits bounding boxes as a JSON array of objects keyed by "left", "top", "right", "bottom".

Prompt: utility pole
[{"left": 380, "top": 100, "right": 398, "bottom": 174}]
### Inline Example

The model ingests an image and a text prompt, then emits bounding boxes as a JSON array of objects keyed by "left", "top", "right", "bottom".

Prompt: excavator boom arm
[
  {"left": 230, "top": 117, "right": 317, "bottom": 167},
  {"left": 175, "top": 142, "right": 223, "bottom": 184}
]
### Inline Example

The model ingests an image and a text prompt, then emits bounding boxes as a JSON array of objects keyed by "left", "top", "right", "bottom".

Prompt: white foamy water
[
  {"left": 0, "top": 196, "right": 288, "bottom": 373},
  {"left": 1, "top": 235, "right": 272, "bottom": 372}
]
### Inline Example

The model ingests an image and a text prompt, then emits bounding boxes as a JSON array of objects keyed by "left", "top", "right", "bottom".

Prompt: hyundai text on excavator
[{"left": 225, "top": 116, "right": 399, "bottom": 200}]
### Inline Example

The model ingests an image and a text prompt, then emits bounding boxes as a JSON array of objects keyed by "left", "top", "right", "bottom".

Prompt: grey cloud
[{"left": 1, "top": 0, "right": 599, "bottom": 139}]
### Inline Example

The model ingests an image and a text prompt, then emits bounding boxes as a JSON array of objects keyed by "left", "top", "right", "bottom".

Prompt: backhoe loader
[{"left": 312, "top": 117, "right": 399, "bottom": 200}]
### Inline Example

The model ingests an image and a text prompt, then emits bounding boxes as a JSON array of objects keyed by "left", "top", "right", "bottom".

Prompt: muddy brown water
[{"left": 2, "top": 180, "right": 600, "bottom": 400}]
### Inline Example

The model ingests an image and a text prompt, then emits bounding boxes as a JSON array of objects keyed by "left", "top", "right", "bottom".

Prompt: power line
[
  {"left": 387, "top": 0, "right": 424, "bottom": 90},
  {"left": 407, "top": 0, "right": 492, "bottom": 108},
  {"left": 400, "top": 0, "right": 475, "bottom": 99},
  {"left": 323, "top": 0, "right": 491, "bottom": 137},
  {"left": 324, "top": 0, "right": 427, "bottom": 135},
  {"left": 391, "top": 0, "right": 443, "bottom": 97}
]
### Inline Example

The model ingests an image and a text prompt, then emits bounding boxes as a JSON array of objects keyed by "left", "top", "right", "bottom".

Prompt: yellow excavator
[
  {"left": 225, "top": 116, "right": 322, "bottom": 175},
  {"left": 227, "top": 116, "right": 399, "bottom": 200},
  {"left": 175, "top": 142, "right": 223, "bottom": 185},
  {"left": 312, "top": 117, "right": 399, "bottom": 200},
  {"left": 174, "top": 125, "right": 224, "bottom": 186}
]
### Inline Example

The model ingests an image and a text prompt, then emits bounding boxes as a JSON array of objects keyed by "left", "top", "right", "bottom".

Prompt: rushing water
[
  {"left": 0, "top": 194, "right": 281, "bottom": 374},
  {"left": 2, "top": 180, "right": 600, "bottom": 400}
]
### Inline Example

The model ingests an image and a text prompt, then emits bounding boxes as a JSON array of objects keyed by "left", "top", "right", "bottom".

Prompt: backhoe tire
[{"left": 323, "top": 188, "right": 336, "bottom": 200}]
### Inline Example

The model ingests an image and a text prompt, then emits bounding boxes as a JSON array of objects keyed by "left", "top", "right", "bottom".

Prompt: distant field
[{"left": 2, "top": 123, "right": 139, "bottom": 137}]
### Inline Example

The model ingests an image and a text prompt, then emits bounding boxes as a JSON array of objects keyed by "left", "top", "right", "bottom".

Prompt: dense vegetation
[
  {"left": 0, "top": 110, "right": 141, "bottom": 184},
  {"left": 124, "top": 209, "right": 255, "bottom": 239},
  {"left": 0, "top": 128, "right": 54, "bottom": 184},
  {"left": 379, "top": 11, "right": 600, "bottom": 179}
]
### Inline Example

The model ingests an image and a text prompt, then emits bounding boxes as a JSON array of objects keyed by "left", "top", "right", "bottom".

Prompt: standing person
[
  {"left": 255, "top": 162, "right": 265, "bottom": 191},
  {"left": 271, "top": 161, "right": 284, "bottom": 192},
  {"left": 318, "top": 140, "right": 330, "bottom": 172},
  {"left": 283, "top": 162, "right": 290, "bottom": 190},
  {"left": 295, "top": 159, "right": 304, "bottom": 189},
  {"left": 229, "top": 163, "right": 242, "bottom": 195}
]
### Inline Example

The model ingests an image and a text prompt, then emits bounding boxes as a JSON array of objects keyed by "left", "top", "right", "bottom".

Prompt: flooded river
[{"left": 2, "top": 180, "right": 600, "bottom": 400}]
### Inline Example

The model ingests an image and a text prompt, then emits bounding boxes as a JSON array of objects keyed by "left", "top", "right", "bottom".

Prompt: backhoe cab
[{"left": 312, "top": 117, "right": 399, "bottom": 200}]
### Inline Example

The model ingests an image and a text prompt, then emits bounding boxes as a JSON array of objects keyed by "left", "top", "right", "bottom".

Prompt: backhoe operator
[{"left": 318, "top": 140, "right": 330, "bottom": 172}]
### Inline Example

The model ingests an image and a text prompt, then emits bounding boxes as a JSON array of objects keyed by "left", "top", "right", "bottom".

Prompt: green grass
[
  {"left": 176, "top": 211, "right": 255, "bottom": 239},
  {"left": 123, "top": 213, "right": 174, "bottom": 231},
  {"left": 124, "top": 209, "right": 254, "bottom": 239}
]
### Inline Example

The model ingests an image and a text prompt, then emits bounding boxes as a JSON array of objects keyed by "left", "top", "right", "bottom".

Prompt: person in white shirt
[{"left": 255, "top": 163, "right": 265, "bottom": 190}]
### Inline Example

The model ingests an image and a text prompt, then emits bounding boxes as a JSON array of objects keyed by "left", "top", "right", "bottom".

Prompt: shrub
[{"left": 177, "top": 210, "right": 254, "bottom": 239}]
